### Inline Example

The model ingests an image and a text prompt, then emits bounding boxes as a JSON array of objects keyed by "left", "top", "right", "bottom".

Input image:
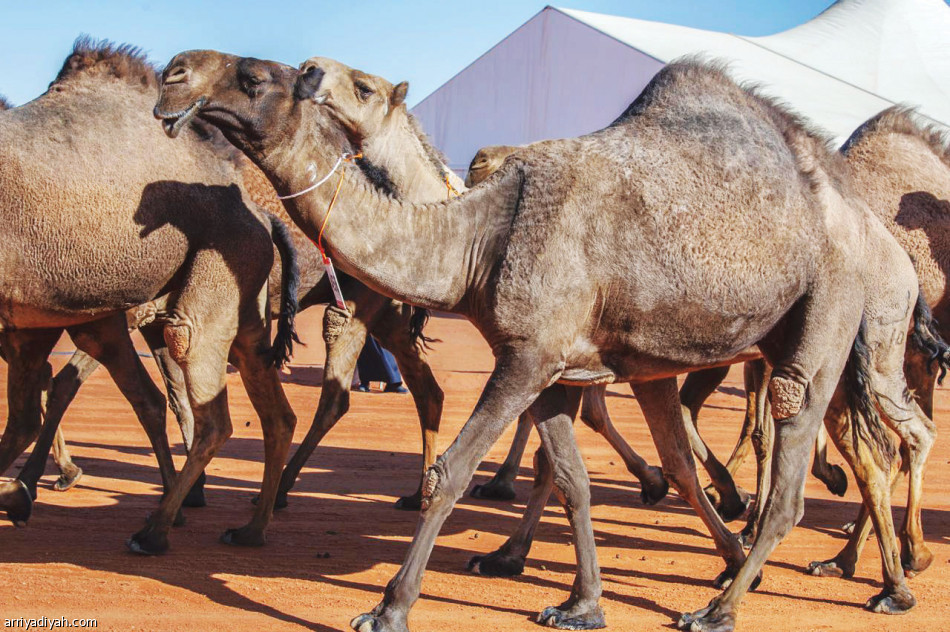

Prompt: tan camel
[
  {"left": 299, "top": 57, "right": 671, "bottom": 510},
  {"left": 157, "top": 53, "right": 931, "bottom": 631},
  {"left": 465, "top": 118, "right": 942, "bottom": 585},
  {"left": 0, "top": 39, "right": 300, "bottom": 555}
]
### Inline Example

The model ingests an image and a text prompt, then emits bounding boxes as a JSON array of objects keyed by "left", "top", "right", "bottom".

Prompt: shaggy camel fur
[
  {"left": 301, "top": 57, "right": 670, "bottom": 508},
  {"left": 0, "top": 39, "right": 300, "bottom": 555},
  {"left": 157, "top": 53, "right": 930, "bottom": 631}
]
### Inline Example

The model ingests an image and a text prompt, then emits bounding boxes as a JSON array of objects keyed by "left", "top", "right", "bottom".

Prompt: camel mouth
[
  {"left": 311, "top": 92, "right": 328, "bottom": 105},
  {"left": 154, "top": 97, "right": 206, "bottom": 138}
]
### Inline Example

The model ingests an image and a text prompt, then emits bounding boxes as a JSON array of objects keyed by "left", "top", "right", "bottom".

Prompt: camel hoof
[
  {"left": 677, "top": 603, "right": 735, "bottom": 632},
  {"left": 467, "top": 550, "right": 525, "bottom": 577},
  {"left": 677, "top": 612, "right": 735, "bottom": 632},
  {"left": 807, "top": 559, "right": 851, "bottom": 579},
  {"left": 824, "top": 464, "right": 848, "bottom": 497},
  {"left": 537, "top": 605, "right": 606, "bottom": 630},
  {"left": 126, "top": 527, "right": 169, "bottom": 555},
  {"left": 866, "top": 589, "right": 916, "bottom": 614},
  {"left": 349, "top": 613, "right": 408, "bottom": 632},
  {"left": 639, "top": 469, "right": 669, "bottom": 506},
  {"left": 394, "top": 494, "right": 421, "bottom": 511},
  {"left": 713, "top": 568, "right": 761, "bottom": 591},
  {"left": 703, "top": 484, "right": 722, "bottom": 508},
  {"left": 3, "top": 480, "right": 33, "bottom": 527},
  {"left": 251, "top": 491, "right": 289, "bottom": 510},
  {"left": 840, "top": 521, "right": 856, "bottom": 535},
  {"left": 901, "top": 545, "right": 934, "bottom": 578},
  {"left": 53, "top": 466, "right": 83, "bottom": 492},
  {"left": 716, "top": 487, "right": 750, "bottom": 523},
  {"left": 470, "top": 479, "right": 517, "bottom": 501},
  {"left": 737, "top": 528, "right": 756, "bottom": 550},
  {"left": 220, "top": 526, "right": 266, "bottom": 547},
  {"left": 182, "top": 472, "right": 207, "bottom": 508}
]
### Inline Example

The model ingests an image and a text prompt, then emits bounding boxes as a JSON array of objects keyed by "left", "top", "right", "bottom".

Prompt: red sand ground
[{"left": 0, "top": 310, "right": 947, "bottom": 631}]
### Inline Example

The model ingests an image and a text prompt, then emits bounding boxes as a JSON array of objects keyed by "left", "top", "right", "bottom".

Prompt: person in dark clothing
[{"left": 355, "top": 336, "right": 408, "bottom": 393}]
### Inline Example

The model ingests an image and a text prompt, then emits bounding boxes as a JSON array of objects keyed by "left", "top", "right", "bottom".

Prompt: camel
[
  {"left": 0, "top": 39, "right": 301, "bottom": 555},
  {"left": 311, "top": 57, "right": 943, "bottom": 606},
  {"left": 296, "top": 57, "right": 671, "bottom": 509},
  {"left": 156, "top": 52, "right": 932, "bottom": 631},
  {"left": 464, "top": 112, "right": 944, "bottom": 580}
]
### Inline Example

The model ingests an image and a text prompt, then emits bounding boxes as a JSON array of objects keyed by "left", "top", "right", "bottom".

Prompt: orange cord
[
  {"left": 444, "top": 173, "right": 460, "bottom": 199},
  {"left": 315, "top": 152, "right": 362, "bottom": 263}
]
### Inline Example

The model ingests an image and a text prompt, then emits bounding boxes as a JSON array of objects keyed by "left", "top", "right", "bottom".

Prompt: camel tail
[
  {"left": 843, "top": 316, "right": 896, "bottom": 465},
  {"left": 267, "top": 214, "right": 301, "bottom": 368},
  {"left": 909, "top": 289, "right": 950, "bottom": 385},
  {"left": 408, "top": 307, "right": 440, "bottom": 353}
]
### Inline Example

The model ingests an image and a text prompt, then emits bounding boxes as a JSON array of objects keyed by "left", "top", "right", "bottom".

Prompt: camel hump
[{"left": 49, "top": 36, "right": 157, "bottom": 92}]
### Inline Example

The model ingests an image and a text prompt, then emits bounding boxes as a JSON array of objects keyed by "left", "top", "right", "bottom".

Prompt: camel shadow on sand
[{"left": 2, "top": 433, "right": 948, "bottom": 629}]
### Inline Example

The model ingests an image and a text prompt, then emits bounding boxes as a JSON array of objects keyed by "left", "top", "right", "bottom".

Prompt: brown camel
[
  {"left": 156, "top": 53, "right": 931, "bottom": 631},
  {"left": 0, "top": 39, "right": 300, "bottom": 555}
]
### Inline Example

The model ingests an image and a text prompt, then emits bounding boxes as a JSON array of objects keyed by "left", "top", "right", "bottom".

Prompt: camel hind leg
[
  {"left": 221, "top": 289, "right": 296, "bottom": 547},
  {"left": 680, "top": 283, "right": 861, "bottom": 632}
]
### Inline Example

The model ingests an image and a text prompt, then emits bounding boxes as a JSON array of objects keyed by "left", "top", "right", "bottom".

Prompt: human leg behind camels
[
  {"left": 0, "top": 38, "right": 300, "bottom": 554},
  {"left": 155, "top": 51, "right": 923, "bottom": 630}
]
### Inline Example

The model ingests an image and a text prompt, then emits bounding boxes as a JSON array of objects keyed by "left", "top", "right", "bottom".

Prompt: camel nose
[
  {"left": 294, "top": 64, "right": 326, "bottom": 101},
  {"left": 164, "top": 66, "right": 191, "bottom": 85}
]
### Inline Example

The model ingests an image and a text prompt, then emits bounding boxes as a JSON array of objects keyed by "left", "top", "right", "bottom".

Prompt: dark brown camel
[
  {"left": 156, "top": 52, "right": 930, "bottom": 631},
  {"left": 0, "top": 39, "right": 300, "bottom": 555}
]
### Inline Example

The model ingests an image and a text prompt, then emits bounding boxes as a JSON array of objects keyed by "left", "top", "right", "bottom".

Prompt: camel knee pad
[
  {"left": 323, "top": 304, "right": 351, "bottom": 344},
  {"left": 163, "top": 323, "right": 192, "bottom": 364},
  {"left": 768, "top": 375, "right": 806, "bottom": 420}
]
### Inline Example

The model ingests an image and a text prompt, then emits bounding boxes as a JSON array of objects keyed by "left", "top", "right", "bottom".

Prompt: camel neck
[
  {"left": 256, "top": 119, "right": 512, "bottom": 314},
  {"left": 361, "top": 112, "right": 467, "bottom": 203}
]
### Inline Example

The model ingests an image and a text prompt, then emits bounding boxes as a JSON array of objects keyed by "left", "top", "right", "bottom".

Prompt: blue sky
[{"left": 0, "top": 1, "right": 837, "bottom": 107}]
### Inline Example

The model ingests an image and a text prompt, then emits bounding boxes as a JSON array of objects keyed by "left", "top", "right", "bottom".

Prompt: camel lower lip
[{"left": 155, "top": 97, "right": 206, "bottom": 138}]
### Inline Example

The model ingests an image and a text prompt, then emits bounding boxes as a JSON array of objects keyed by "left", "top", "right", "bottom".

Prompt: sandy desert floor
[{"left": 0, "top": 309, "right": 947, "bottom": 631}]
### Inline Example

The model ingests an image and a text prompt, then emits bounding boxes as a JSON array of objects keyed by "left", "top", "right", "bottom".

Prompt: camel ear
[{"left": 391, "top": 82, "right": 408, "bottom": 108}]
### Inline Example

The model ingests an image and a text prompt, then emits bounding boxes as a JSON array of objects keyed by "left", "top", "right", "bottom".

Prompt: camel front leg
[
  {"left": 17, "top": 350, "right": 100, "bottom": 497},
  {"left": 220, "top": 308, "right": 297, "bottom": 547},
  {"left": 351, "top": 349, "right": 556, "bottom": 632},
  {"left": 372, "top": 303, "right": 445, "bottom": 510},
  {"left": 470, "top": 411, "right": 531, "bottom": 501},
  {"left": 531, "top": 384, "right": 606, "bottom": 630},
  {"left": 467, "top": 442, "right": 552, "bottom": 578},
  {"left": 139, "top": 324, "right": 208, "bottom": 508}
]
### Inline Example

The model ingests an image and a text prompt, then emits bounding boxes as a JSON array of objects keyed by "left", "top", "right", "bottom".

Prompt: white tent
[{"left": 411, "top": 0, "right": 950, "bottom": 175}]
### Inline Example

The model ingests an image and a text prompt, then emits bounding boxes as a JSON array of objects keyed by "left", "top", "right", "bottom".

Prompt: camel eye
[{"left": 355, "top": 82, "right": 374, "bottom": 101}]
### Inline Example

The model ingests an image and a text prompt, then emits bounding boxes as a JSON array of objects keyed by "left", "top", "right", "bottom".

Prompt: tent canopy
[{"left": 411, "top": 0, "right": 950, "bottom": 174}]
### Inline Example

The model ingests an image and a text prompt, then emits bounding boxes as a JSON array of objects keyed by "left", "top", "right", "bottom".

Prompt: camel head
[
  {"left": 296, "top": 56, "right": 408, "bottom": 141},
  {"left": 154, "top": 50, "right": 302, "bottom": 150},
  {"left": 464, "top": 145, "right": 519, "bottom": 187}
]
